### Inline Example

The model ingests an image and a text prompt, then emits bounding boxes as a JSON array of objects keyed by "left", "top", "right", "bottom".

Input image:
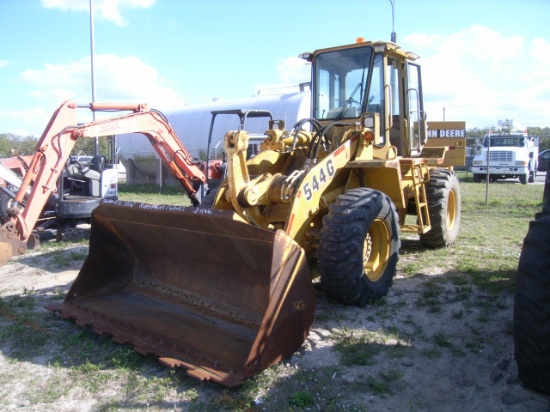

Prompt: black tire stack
[{"left": 514, "top": 171, "right": 550, "bottom": 394}]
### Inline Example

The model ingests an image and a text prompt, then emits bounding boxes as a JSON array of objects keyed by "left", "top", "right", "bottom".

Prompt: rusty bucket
[{"left": 48, "top": 200, "right": 315, "bottom": 387}]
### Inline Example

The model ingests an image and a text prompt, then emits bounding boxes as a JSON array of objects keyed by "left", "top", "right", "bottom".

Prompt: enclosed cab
[
  {"left": 304, "top": 40, "right": 428, "bottom": 159},
  {"left": 472, "top": 120, "right": 538, "bottom": 184}
]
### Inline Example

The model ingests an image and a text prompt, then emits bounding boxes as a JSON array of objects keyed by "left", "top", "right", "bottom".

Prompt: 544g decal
[{"left": 302, "top": 159, "right": 335, "bottom": 201}]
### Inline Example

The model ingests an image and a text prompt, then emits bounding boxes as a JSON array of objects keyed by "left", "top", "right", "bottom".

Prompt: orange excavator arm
[{"left": 0, "top": 100, "right": 208, "bottom": 264}]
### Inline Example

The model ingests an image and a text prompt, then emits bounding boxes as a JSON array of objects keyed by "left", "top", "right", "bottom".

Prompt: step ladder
[{"left": 400, "top": 160, "right": 431, "bottom": 234}]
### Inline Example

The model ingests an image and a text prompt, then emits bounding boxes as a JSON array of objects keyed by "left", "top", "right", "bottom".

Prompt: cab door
[{"left": 406, "top": 62, "right": 427, "bottom": 156}]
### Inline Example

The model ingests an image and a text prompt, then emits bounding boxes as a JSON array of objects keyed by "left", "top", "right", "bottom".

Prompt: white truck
[{"left": 472, "top": 119, "right": 538, "bottom": 184}]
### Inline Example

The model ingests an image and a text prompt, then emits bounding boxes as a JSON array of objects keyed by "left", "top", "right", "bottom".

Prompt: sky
[{"left": 1, "top": 0, "right": 549, "bottom": 137}]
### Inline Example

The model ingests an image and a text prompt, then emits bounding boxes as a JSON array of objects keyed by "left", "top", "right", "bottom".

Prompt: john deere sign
[{"left": 425, "top": 121, "right": 466, "bottom": 167}]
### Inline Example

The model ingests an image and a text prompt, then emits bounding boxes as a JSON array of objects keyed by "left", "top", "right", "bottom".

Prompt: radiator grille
[{"left": 489, "top": 151, "right": 513, "bottom": 162}]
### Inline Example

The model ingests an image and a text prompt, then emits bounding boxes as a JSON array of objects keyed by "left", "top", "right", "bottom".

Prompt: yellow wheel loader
[{"left": 47, "top": 39, "right": 464, "bottom": 387}]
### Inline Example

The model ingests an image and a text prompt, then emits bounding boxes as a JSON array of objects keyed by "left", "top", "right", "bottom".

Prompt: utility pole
[
  {"left": 89, "top": 0, "right": 98, "bottom": 155},
  {"left": 485, "top": 128, "right": 492, "bottom": 205}
]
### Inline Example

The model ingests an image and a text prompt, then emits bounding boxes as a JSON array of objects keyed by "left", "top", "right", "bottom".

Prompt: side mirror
[{"left": 363, "top": 113, "right": 381, "bottom": 145}]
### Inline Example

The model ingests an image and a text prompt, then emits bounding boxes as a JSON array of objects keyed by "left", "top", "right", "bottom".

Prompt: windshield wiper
[{"left": 335, "top": 82, "right": 362, "bottom": 120}]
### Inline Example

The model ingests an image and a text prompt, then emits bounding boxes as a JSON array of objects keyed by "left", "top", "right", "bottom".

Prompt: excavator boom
[{"left": 0, "top": 100, "right": 211, "bottom": 265}]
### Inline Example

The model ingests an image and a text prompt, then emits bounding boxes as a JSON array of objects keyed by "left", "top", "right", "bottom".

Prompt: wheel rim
[
  {"left": 446, "top": 189, "right": 457, "bottom": 232},
  {"left": 363, "top": 219, "right": 391, "bottom": 282}
]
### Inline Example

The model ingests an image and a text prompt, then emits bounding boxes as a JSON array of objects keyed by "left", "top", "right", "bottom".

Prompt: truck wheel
[
  {"left": 420, "top": 169, "right": 461, "bottom": 248},
  {"left": 473, "top": 173, "right": 483, "bottom": 183},
  {"left": 520, "top": 172, "right": 528, "bottom": 184},
  {"left": 514, "top": 213, "right": 550, "bottom": 394},
  {"left": 317, "top": 188, "right": 400, "bottom": 306}
]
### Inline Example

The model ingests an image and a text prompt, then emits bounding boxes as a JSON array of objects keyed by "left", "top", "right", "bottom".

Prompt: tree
[
  {"left": 0, "top": 134, "right": 13, "bottom": 157},
  {"left": 528, "top": 127, "right": 550, "bottom": 152},
  {"left": 70, "top": 136, "right": 111, "bottom": 157},
  {"left": 0, "top": 132, "right": 113, "bottom": 160},
  {"left": 13, "top": 136, "right": 39, "bottom": 155}
]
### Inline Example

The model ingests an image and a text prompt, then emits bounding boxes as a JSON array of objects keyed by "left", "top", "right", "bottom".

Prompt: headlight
[
  {"left": 473, "top": 160, "right": 483, "bottom": 165},
  {"left": 515, "top": 161, "right": 527, "bottom": 166}
]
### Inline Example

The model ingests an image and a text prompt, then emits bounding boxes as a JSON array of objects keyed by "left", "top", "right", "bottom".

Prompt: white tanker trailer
[{"left": 117, "top": 90, "right": 310, "bottom": 185}]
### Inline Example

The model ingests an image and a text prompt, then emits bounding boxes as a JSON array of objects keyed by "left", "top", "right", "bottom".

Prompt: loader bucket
[{"left": 48, "top": 200, "right": 315, "bottom": 387}]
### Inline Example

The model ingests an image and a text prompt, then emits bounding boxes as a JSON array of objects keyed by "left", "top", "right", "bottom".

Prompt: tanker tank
[{"left": 117, "top": 90, "right": 310, "bottom": 185}]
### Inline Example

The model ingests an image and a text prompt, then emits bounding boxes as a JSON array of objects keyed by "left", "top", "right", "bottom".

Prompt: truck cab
[{"left": 472, "top": 120, "right": 538, "bottom": 184}]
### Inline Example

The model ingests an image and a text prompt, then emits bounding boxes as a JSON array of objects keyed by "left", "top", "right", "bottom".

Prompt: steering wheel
[{"left": 67, "top": 158, "right": 90, "bottom": 175}]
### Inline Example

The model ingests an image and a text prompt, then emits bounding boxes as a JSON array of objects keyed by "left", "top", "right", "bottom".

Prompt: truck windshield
[
  {"left": 484, "top": 136, "right": 525, "bottom": 148},
  {"left": 314, "top": 46, "right": 374, "bottom": 120}
]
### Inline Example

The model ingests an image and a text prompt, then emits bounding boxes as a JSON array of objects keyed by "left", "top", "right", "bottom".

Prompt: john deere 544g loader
[{"left": 46, "top": 39, "right": 464, "bottom": 387}]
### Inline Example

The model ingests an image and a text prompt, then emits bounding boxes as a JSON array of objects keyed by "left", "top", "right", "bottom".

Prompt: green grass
[
  {"left": 331, "top": 326, "right": 411, "bottom": 366},
  {"left": 0, "top": 174, "right": 545, "bottom": 410},
  {"left": 289, "top": 390, "right": 315, "bottom": 407},
  {"left": 117, "top": 183, "right": 193, "bottom": 206},
  {"left": 401, "top": 173, "right": 543, "bottom": 285}
]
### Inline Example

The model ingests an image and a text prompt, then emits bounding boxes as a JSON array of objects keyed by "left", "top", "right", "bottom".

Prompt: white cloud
[
  {"left": 402, "top": 25, "right": 549, "bottom": 127},
  {"left": 254, "top": 56, "right": 311, "bottom": 95},
  {"left": 41, "top": 0, "right": 155, "bottom": 26},
  {"left": 266, "top": 25, "right": 550, "bottom": 128},
  {"left": 94, "top": 55, "right": 186, "bottom": 109},
  {"left": 0, "top": 107, "right": 51, "bottom": 138},
  {"left": 277, "top": 56, "right": 311, "bottom": 86},
  {"left": 0, "top": 61, "right": 10, "bottom": 68},
  {"left": 23, "top": 54, "right": 185, "bottom": 106},
  {"left": 11, "top": 54, "right": 184, "bottom": 136}
]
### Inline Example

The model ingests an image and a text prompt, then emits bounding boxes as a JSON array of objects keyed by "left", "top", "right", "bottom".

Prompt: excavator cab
[{"left": 57, "top": 154, "right": 118, "bottom": 219}]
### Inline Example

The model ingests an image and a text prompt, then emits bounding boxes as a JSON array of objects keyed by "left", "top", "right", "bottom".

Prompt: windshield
[
  {"left": 314, "top": 46, "right": 374, "bottom": 120},
  {"left": 484, "top": 135, "right": 525, "bottom": 148}
]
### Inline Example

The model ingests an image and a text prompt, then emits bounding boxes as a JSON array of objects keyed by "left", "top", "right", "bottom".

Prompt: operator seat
[
  {"left": 65, "top": 158, "right": 102, "bottom": 197},
  {"left": 90, "top": 155, "right": 106, "bottom": 173}
]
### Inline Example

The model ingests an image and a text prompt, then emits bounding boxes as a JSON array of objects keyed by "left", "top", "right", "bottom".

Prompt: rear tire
[
  {"left": 317, "top": 188, "right": 400, "bottom": 306},
  {"left": 514, "top": 212, "right": 550, "bottom": 394},
  {"left": 420, "top": 169, "right": 461, "bottom": 248}
]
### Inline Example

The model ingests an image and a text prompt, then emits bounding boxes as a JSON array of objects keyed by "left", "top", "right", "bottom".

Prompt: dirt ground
[{"left": 0, "top": 237, "right": 549, "bottom": 411}]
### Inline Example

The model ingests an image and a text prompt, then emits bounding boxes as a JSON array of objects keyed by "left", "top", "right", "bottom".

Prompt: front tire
[
  {"left": 529, "top": 167, "right": 536, "bottom": 183},
  {"left": 520, "top": 172, "right": 528, "bottom": 184},
  {"left": 317, "top": 188, "right": 400, "bottom": 306},
  {"left": 420, "top": 169, "right": 461, "bottom": 248}
]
